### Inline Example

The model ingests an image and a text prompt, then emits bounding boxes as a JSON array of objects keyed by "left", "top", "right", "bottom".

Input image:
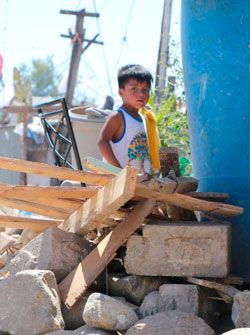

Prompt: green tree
[
  {"left": 19, "top": 56, "right": 61, "bottom": 97},
  {"left": 151, "top": 40, "right": 192, "bottom": 175}
]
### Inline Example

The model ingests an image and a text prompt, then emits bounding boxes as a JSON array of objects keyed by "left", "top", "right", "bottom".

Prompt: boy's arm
[{"left": 97, "top": 112, "right": 123, "bottom": 168}]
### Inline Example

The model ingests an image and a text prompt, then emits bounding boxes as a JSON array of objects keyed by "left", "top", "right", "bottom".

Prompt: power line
[
  {"left": 111, "top": 0, "right": 136, "bottom": 76},
  {"left": 86, "top": 0, "right": 109, "bottom": 30},
  {"left": 82, "top": 58, "right": 110, "bottom": 97},
  {"left": 92, "top": 0, "right": 113, "bottom": 96}
]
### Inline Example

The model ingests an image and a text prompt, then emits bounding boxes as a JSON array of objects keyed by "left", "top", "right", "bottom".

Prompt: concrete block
[
  {"left": 7, "top": 227, "right": 95, "bottom": 282},
  {"left": 124, "top": 222, "right": 231, "bottom": 277}
]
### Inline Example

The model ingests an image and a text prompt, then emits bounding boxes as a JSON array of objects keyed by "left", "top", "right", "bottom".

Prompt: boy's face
[{"left": 118, "top": 79, "right": 150, "bottom": 112}]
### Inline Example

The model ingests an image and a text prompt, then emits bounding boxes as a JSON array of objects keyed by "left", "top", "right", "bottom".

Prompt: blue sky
[{"left": 0, "top": 0, "right": 181, "bottom": 104}]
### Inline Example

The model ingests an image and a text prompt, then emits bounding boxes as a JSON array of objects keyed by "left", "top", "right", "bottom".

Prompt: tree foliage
[
  {"left": 151, "top": 40, "right": 192, "bottom": 175},
  {"left": 19, "top": 56, "right": 61, "bottom": 97}
]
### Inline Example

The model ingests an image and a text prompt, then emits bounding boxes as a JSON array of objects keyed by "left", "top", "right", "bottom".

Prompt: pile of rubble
[{"left": 0, "top": 156, "right": 248, "bottom": 335}]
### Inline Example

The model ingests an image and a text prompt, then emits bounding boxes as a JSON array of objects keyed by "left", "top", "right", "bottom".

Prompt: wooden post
[
  {"left": 60, "top": 9, "right": 102, "bottom": 108},
  {"left": 59, "top": 199, "right": 154, "bottom": 308},
  {"left": 154, "top": 0, "right": 173, "bottom": 111}
]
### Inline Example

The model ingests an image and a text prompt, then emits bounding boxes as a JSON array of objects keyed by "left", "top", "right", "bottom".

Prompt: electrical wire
[
  {"left": 92, "top": 0, "right": 113, "bottom": 96},
  {"left": 89, "top": 0, "right": 109, "bottom": 27},
  {"left": 111, "top": 0, "right": 136, "bottom": 77},
  {"left": 82, "top": 58, "right": 110, "bottom": 96}
]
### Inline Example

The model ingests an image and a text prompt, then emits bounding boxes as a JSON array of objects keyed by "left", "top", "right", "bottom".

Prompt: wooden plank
[
  {"left": 0, "top": 184, "right": 98, "bottom": 200},
  {"left": 186, "top": 277, "right": 240, "bottom": 299},
  {"left": 76, "top": 157, "right": 243, "bottom": 217},
  {"left": 187, "top": 191, "right": 229, "bottom": 201},
  {"left": 83, "top": 156, "right": 121, "bottom": 175},
  {"left": 216, "top": 276, "right": 244, "bottom": 286},
  {"left": 135, "top": 184, "right": 243, "bottom": 217},
  {"left": 0, "top": 193, "right": 83, "bottom": 212},
  {"left": 83, "top": 157, "right": 195, "bottom": 194},
  {"left": 59, "top": 199, "right": 154, "bottom": 308},
  {"left": 60, "top": 166, "right": 138, "bottom": 234},
  {"left": 0, "top": 156, "right": 113, "bottom": 185},
  {"left": 0, "top": 215, "right": 61, "bottom": 232},
  {"left": 0, "top": 198, "right": 70, "bottom": 219}
]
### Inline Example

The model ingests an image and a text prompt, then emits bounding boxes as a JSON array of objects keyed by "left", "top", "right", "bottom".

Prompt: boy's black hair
[{"left": 118, "top": 64, "right": 153, "bottom": 88}]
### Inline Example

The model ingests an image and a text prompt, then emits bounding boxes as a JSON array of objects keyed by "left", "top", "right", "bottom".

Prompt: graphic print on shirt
[{"left": 127, "top": 131, "right": 149, "bottom": 173}]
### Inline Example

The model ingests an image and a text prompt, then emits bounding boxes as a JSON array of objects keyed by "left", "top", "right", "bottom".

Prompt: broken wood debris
[
  {"left": 59, "top": 199, "right": 154, "bottom": 308},
  {"left": 0, "top": 157, "right": 243, "bottom": 316},
  {"left": 0, "top": 156, "right": 243, "bottom": 235},
  {"left": 185, "top": 276, "right": 241, "bottom": 304},
  {"left": 0, "top": 155, "right": 246, "bottom": 334}
]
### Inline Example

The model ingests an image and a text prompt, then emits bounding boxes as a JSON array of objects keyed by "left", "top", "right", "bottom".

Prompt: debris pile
[{"left": 0, "top": 156, "right": 247, "bottom": 335}]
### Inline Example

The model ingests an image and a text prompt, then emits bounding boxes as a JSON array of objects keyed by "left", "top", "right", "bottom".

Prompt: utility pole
[
  {"left": 60, "top": 9, "right": 103, "bottom": 108},
  {"left": 154, "top": 0, "right": 173, "bottom": 112}
]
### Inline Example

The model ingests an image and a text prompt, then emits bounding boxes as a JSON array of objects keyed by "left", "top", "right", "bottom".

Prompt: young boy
[{"left": 98, "top": 64, "right": 161, "bottom": 179}]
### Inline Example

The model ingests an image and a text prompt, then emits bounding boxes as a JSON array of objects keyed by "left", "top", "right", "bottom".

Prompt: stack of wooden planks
[{"left": 0, "top": 155, "right": 244, "bottom": 309}]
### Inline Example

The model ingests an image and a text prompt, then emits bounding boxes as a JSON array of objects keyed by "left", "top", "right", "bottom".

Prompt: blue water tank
[{"left": 181, "top": 0, "right": 250, "bottom": 279}]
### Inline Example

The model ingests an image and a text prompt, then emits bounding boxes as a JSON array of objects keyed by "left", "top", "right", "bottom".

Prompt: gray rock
[
  {"left": 139, "top": 285, "right": 199, "bottom": 318},
  {"left": 45, "top": 325, "right": 117, "bottom": 334},
  {"left": 112, "top": 297, "right": 139, "bottom": 315},
  {"left": 139, "top": 291, "right": 160, "bottom": 317},
  {"left": 0, "top": 269, "right": 64, "bottom": 335},
  {"left": 61, "top": 291, "right": 93, "bottom": 330},
  {"left": 8, "top": 249, "right": 37, "bottom": 274},
  {"left": 124, "top": 311, "right": 215, "bottom": 335},
  {"left": 83, "top": 293, "right": 138, "bottom": 331},
  {"left": 158, "top": 284, "right": 199, "bottom": 315},
  {"left": 6, "top": 227, "right": 94, "bottom": 281},
  {"left": 232, "top": 290, "right": 250, "bottom": 327},
  {"left": 0, "top": 231, "right": 19, "bottom": 253},
  {"left": 74, "top": 325, "right": 117, "bottom": 334},
  {"left": 108, "top": 274, "right": 166, "bottom": 305}
]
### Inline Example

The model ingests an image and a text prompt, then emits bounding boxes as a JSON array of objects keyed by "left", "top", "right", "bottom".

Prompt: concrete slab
[{"left": 124, "top": 221, "right": 231, "bottom": 277}]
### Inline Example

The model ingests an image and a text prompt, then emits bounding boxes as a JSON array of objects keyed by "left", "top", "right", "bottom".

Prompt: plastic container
[
  {"left": 181, "top": 1, "right": 250, "bottom": 279},
  {"left": 69, "top": 106, "right": 106, "bottom": 163}
]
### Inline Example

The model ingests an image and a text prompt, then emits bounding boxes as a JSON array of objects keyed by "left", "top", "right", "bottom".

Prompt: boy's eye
[{"left": 130, "top": 87, "right": 150, "bottom": 95}]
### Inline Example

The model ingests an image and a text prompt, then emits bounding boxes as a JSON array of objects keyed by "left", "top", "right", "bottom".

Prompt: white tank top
[{"left": 110, "top": 107, "right": 151, "bottom": 174}]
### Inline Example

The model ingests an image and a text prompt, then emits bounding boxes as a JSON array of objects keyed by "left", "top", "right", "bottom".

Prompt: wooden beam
[
  {"left": 0, "top": 157, "right": 113, "bottom": 185},
  {"left": 60, "top": 166, "right": 138, "bottom": 234},
  {"left": 185, "top": 277, "right": 240, "bottom": 299},
  {"left": 187, "top": 191, "right": 229, "bottom": 201},
  {"left": 0, "top": 215, "right": 61, "bottom": 232},
  {"left": 0, "top": 198, "right": 70, "bottom": 219},
  {"left": 83, "top": 156, "right": 121, "bottom": 175},
  {"left": 0, "top": 184, "right": 98, "bottom": 200},
  {"left": 1, "top": 195, "right": 82, "bottom": 212},
  {"left": 135, "top": 184, "right": 243, "bottom": 217},
  {"left": 59, "top": 199, "right": 154, "bottom": 308},
  {"left": 82, "top": 157, "right": 243, "bottom": 217}
]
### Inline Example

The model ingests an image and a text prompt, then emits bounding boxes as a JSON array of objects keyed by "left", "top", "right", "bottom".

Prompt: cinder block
[{"left": 124, "top": 222, "right": 231, "bottom": 277}]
